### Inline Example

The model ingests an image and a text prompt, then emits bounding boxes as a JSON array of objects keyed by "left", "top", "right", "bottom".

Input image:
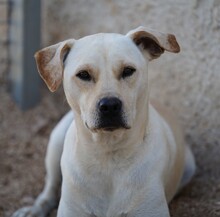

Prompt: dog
[{"left": 12, "top": 26, "right": 195, "bottom": 217}]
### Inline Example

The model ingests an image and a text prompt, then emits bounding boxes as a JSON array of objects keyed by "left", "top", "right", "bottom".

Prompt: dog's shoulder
[{"left": 150, "top": 100, "right": 184, "bottom": 147}]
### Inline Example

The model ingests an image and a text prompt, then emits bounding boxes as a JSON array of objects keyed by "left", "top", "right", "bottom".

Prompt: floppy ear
[
  {"left": 126, "top": 26, "right": 180, "bottom": 60},
  {"left": 34, "top": 39, "right": 74, "bottom": 92}
]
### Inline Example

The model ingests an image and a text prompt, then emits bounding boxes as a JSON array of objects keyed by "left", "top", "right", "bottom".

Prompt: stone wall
[
  {"left": 43, "top": 0, "right": 220, "bottom": 147},
  {"left": 1, "top": 1, "right": 219, "bottom": 147}
]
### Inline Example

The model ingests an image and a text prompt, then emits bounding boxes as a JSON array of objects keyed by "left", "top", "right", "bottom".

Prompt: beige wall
[{"left": 43, "top": 0, "right": 220, "bottom": 147}]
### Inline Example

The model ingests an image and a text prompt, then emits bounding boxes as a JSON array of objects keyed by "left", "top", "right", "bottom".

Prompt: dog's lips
[
  {"left": 101, "top": 125, "right": 130, "bottom": 131},
  {"left": 85, "top": 122, "right": 130, "bottom": 132},
  {"left": 102, "top": 127, "right": 120, "bottom": 131}
]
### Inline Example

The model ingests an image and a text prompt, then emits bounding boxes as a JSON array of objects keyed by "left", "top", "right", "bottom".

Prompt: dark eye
[
  {"left": 122, "top": 67, "right": 136, "bottom": 79},
  {"left": 76, "top": 70, "right": 92, "bottom": 81}
]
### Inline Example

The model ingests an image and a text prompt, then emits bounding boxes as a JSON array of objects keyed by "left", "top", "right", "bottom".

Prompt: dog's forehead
[
  {"left": 68, "top": 33, "right": 143, "bottom": 63},
  {"left": 77, "top": 33, "right": 133, "bottom": 50},
  {"left": 66, "top": 33, "right": 146, "bottom": 71}
]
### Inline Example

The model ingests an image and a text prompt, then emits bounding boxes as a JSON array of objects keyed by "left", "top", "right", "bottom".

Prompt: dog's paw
[{"left": 11, "top": 206, "right": 46, "bottom": 217}]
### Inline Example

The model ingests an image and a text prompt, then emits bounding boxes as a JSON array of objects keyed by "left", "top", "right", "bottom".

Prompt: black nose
[{"left": 98, "top": 97, "right": 122, "bottom": 115}]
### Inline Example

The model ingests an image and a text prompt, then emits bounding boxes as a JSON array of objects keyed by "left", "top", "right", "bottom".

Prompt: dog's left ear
[
  {"left": 126, "top": 26, "right": 180, "bottom": 60},
  {"left": 35, "top": 39, "right": 74, "bottom": 92}
]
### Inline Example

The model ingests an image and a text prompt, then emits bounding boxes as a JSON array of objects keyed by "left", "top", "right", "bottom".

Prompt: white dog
[{"left": 13, "top": 26, "right": 195, "bottom": 217}]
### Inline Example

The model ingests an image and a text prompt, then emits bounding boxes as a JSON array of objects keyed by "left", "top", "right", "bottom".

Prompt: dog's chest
[
  {"left": 61, "top": 129, "right": 151, "bottom": 217},
  {"left": 81, "top": 167, "right": 127, "bottom": 212},
  {"left": 61, "top": 151, "right": 138, "bottom": 217}
]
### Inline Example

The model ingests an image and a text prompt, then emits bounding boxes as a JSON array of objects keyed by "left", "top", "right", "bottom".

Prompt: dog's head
[{"left": 35, "top": 26, "right": 180, "bottom": 132}]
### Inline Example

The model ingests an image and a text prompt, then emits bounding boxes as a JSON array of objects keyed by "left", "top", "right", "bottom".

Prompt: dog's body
[{"left": 13, "top": 27, "right": 195, "bottom": 217}]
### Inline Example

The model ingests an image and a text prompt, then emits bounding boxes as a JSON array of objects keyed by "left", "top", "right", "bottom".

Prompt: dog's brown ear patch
[
  {"left": 35, "top": 40, "right": 74, "bottom": 92},
  {"left": 126, "top": 26, "right": 180, "bottom": 60}
]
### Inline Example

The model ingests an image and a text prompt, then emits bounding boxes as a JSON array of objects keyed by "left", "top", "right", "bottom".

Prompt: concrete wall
[{"left": 42, "top": 0, "right": 220, "bottom": 147}]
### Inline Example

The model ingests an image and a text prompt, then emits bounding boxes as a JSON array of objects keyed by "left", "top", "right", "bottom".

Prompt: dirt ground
[{"left": 0, "top": 81, "right": 220, "bottom": 217}]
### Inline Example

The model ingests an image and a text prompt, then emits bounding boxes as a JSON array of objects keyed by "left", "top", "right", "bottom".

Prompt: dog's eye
[
  {"left": 76, "top": 70, "right": 92, "bottom": 81},
  {"left": 121, "top": 67, "right": 136, "bottom": 79}
]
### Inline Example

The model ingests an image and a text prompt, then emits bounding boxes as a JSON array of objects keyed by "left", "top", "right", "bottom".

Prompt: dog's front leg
[
  {"left": 127, "top": 197, "right": 170, "bottom": 217},
  {"left": 112, "top": 181, "right": 170, "bottom": 217},
  {"left": 128, "top": 199, "right": 170, "bottom": 217},
  {"left": 12, "top": 112, "right": 74, "bottom": 217},
  {"left": 128, "top": 184, "right": 170, "bottom": 217}
]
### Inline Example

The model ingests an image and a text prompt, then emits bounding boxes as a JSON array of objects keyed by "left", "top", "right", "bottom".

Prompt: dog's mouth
[
  {"left": 98, "top": 120, "right": 130, "bottom": 131},
  {"left": 85, "top": 117, "right": 130, "bottom": 132},
  {"left": 99, "top": 124, "right": 130, "bottom": 132}
]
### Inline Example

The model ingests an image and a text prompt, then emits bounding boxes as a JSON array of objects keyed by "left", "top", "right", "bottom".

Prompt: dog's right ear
[{"left": 35, "top": 39, "right": 74, "bottom": 92}]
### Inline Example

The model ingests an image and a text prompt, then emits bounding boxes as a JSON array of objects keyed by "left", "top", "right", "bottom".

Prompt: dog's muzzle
[{"left": 95, "top": 97, "right": 129, "bottom": 131}]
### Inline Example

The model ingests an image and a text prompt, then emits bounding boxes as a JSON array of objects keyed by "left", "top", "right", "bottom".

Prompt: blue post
[{"left": 8, "top": 0, "right": 41, "bottom": 110}]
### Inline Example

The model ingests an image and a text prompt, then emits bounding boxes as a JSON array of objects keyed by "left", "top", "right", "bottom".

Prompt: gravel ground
[{"left": 0, "top": 83, "right": 220, "bottom": 217}]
